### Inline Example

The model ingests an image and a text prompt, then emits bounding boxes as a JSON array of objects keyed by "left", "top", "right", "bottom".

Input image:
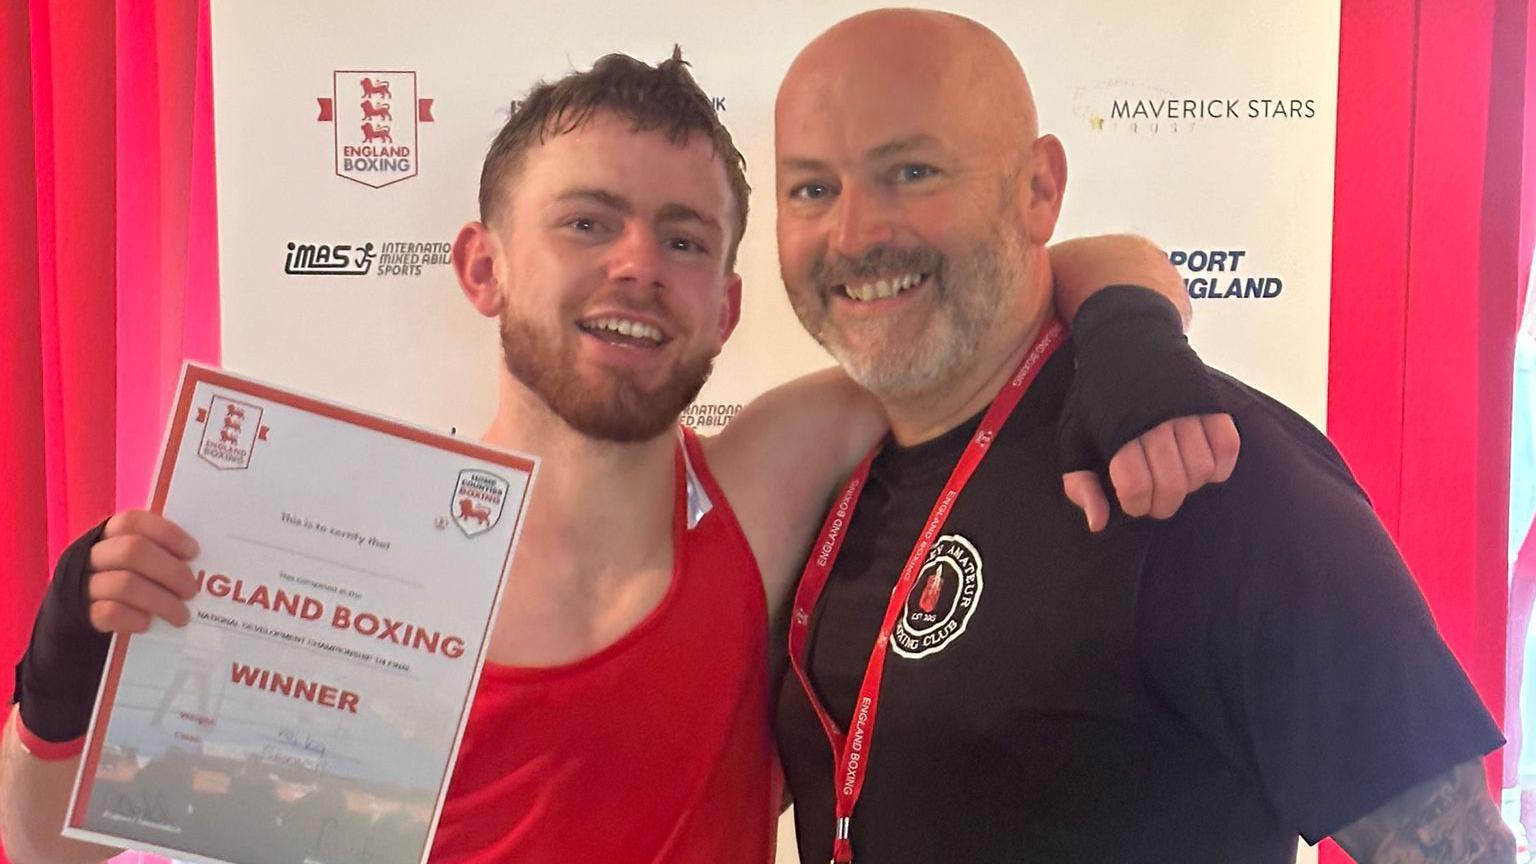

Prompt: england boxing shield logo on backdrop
[
  {"left": 316, "top": 71, "right": 436, "bottom": 189},
  {"left": 451, "top": 469, "right": 509, "bottom": 538}
]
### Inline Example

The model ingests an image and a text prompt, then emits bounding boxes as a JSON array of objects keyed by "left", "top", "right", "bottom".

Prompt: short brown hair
[{"left": 478, "top": 47, "right": 751, "bottom": 269}]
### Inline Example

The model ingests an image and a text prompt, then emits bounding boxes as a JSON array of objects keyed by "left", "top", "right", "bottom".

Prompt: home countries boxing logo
[
  {"left": 316, "top": 71, "right": 436, "bottom": 189},
  {"left": 892, "top": 534, "right": 984, "bottom": 659},
  {"left": 451, "top": 469, "right": 509, "bottom": 538}
]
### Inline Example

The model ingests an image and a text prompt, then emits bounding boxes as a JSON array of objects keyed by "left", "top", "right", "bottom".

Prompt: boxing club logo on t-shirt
[{"left": 892, "top": 533, "right": 984, "bottom": 659}]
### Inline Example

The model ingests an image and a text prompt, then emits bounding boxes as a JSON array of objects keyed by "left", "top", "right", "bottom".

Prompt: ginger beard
[
  {"left": 498, "top": 303, "right": 715, "bottom": 443},
  {"left": 785, "top": 216, "right": 1028, "bottom": 400}
]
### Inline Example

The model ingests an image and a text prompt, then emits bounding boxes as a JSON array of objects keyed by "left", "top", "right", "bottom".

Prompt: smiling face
[
  {"left": 775, "top": 10, "right": 1063, "bottom": 401},
  {"left": 776, "top": 153, "right": 1030, "bottom": 398},
  {"left": 460, "top": 110, "right": 741, "bottom": 443}
]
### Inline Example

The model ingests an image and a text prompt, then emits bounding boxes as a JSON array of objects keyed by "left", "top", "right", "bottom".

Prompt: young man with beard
[
  {"left": 2, "top": 51, "right": 1234, "bottom": 863},
  {"left": 772, "top": 10, "right": 1511, "bottom": 864}
]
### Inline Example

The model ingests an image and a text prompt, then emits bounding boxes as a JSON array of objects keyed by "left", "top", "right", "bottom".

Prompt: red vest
[{"left": 429, "top": 429, "right": 779, "bottom": 863}]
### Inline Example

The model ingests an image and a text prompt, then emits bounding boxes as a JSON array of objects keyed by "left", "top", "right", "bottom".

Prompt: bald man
[{"left": 771, "top": 10, "right": 1511, "bottom": 864}]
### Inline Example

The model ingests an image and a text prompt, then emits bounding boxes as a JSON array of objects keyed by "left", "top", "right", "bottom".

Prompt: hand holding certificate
[{"left": 62, "top": 365, "right": 536, "bottom": 864}]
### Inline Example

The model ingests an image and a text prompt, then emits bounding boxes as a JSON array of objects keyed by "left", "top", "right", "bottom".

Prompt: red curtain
[
  {"left": 1524, "top": 0, "right": 1536, "bottom": 322},
  {"left": 0, "top": 0, "right": 50, "bottom": 720},
  {"left": 0, "top": 1, "right": 217, "bottom": 862},
  {"left": 1327, "top": 0, "right": 1528, "bottom": 861},
  {"left": 2, "top": 0, "right": 117, "bottom": 707}
]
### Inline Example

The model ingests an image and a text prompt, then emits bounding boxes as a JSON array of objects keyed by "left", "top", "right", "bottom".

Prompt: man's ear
[
  {"left": 1020, "top": 134, "right": 1068, "bottom": 245},
  {"left": 454, "top": 221, "right": 504, "bottom": 318},
  {"left": 717, "top": 273, "right": 743, "bottom": 346}
]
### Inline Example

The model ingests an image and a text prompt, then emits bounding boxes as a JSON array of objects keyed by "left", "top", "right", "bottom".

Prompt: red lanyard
[{"left": 787, "top": 319, "right": 1064, "bottom": 863}]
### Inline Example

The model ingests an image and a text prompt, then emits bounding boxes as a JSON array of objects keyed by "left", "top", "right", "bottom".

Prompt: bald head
[
  {"left": 778, "top": 9, "right": 1038, "bottom": 158},
  {"left": 773, "top": 9, "right": 1069, "bottom": 417}
]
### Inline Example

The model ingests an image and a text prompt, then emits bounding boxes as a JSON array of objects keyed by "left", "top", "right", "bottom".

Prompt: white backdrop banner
[
  {"left": 212, "top": 1, "right": 1340, "bottom": 859},
  {"left": 212, "top": 0, "right": 1339, "bottom": 434}
]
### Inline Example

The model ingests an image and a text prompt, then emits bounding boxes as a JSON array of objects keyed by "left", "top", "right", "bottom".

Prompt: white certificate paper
[{"left": 63, "top": 364, "right": 536, "bottom": 864}]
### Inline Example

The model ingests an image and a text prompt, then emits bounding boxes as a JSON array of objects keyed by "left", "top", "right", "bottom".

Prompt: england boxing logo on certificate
[{"left": 196, "top": 395, "right": 268, "bottom": 470}]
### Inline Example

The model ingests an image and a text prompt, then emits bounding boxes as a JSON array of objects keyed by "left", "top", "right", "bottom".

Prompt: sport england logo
[
  {"left": 1170, "top": 248, "right": 1287, "bottom": 302},
  {"left": 892, "top": 534, "right": 983, "bottom": 659},
  {"left": 195, "top": 396, "right": 269, "bottom": 470},
  {"left": 316, "top": 71, "right": 436, "bottom": 189},
  {"left": 451, "top": 470, "right": 509, "bottom": 538}
]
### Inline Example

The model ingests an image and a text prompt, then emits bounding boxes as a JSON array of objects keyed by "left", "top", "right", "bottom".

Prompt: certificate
[{"left": 62, "top": 364, "right": 536, "bottom": 864}]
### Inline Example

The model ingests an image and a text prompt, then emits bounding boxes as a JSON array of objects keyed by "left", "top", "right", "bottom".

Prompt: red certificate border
[{"left": 67, "top": 363, "right": 535, "bottom": 853}]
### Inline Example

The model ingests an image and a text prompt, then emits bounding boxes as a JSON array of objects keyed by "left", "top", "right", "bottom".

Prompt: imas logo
[
  {"left": 316, "top": 71, "right": 436, "bottom": 188},
  {"left": 1073, "top": 79, "right": 1317, "bottom": 136},
  {"left": 283, "top": 240, "right": 451, "bottom": 278},
  {"left": 284, "top": 242, "right": 376, "bottom": 276},
  {"left": 681, "top": 403, "right": 742, "bottom": 430},
  {"left": 893, "top": 534, "right": 983, "bottom": 660}
]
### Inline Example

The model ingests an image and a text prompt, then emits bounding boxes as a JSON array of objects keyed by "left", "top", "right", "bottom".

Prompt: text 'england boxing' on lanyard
[{"left": 787, "top": 318, "right": 1065, "bottom": 864}]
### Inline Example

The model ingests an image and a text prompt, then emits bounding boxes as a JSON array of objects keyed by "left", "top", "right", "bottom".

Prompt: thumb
[{"left": 1062, "top": 471, "right": 1111, "bottom": 533}]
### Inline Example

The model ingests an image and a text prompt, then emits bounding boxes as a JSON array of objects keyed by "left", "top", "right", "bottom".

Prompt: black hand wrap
[
  {"left": 12, "top": 519, "right": 112, "bottom": 743},
  {"left": 1058, "top": 285, "right": 1223, "bottom": 473}
]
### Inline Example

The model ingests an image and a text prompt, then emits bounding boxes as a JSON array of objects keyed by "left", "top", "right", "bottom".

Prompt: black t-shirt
[{"left": 774, "top": 346, "right": 1502, "bottom": 863}]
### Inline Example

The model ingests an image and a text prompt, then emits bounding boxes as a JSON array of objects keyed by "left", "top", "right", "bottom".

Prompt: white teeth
[
  {"left": 586, "top": 317, "right": 663, "bottom": 344},
  {"left": 844, "top": 273, "right": 923, "bottom": 302}
]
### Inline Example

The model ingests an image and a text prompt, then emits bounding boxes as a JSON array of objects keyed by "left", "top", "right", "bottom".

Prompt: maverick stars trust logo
[
  {"left": 316, "top": 71, "right": 436, "bottom": 188},
  {"left": 892, "top": 534, "right": 983, "bottom": 659},
  {"left": 1073, "top": 79, "right": 1317, "bottom": 136}
]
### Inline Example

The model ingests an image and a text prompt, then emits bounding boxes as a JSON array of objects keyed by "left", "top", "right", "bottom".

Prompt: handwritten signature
[
  {"left": 104, "top": 790, "right": 181, "bottom": 832},
  {"left": 276, "top": 727, "right": 328, "bottom": 758}
]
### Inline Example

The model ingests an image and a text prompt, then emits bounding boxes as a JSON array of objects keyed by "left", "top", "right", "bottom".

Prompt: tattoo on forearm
[{"left": 1337, "top": 759, "right": 1515, "bottom": 864}]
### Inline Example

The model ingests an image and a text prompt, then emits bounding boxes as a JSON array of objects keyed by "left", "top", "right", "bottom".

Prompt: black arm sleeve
[
  {"left": 1058, "top": 285, "right": 1223, "bottom": 474},
  {"left": 13, "top": 519, "right": 112, "bottom": 742}
]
